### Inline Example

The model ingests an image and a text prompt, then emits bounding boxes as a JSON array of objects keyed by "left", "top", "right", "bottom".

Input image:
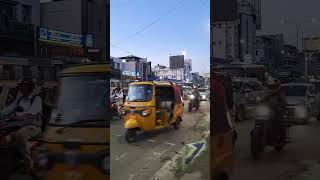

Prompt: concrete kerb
[{"left": 150, "top": 137, "right": 208, "bottom": 180}]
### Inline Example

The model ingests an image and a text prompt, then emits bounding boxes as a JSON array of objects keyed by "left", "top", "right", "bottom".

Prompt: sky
[
  {"left": 259, "top": 0, "right": 320, "bottom": 49},
  {"left": 110, "top": 0, "right": 210, "bottom": 74}
]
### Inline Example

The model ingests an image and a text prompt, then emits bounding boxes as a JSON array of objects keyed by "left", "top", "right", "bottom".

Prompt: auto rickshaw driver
[{"left": 121, "top": 81, "right": 184, "bottom": 143}]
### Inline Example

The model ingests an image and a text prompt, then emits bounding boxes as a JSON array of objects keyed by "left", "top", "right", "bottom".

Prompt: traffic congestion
[
  {"left": 213, "top": 63, "right": 320, "bottom": 180},
  {"left": 0, "top": 64, "right": 110, "bottom": 180},
  {"left": 110, "top": 80, "right": 210, "bottom": 180}
]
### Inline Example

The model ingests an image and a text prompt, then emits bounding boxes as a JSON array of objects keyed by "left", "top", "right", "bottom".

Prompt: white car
[
  {"left": 281, "top": 83, "right": 317, "bottom": 124},
  {"left": 198, "top": 88, "right": 209, "bottom": 101}
]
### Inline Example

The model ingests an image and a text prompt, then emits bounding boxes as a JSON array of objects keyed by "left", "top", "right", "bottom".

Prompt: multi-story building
[
  {"left": 153, "top": 67, "right": 185, "bottom": 82},
  {"left": 169, "top": 55, "right": 185, "bottom": 69},
  {"left": 256, "top": 34, "right": 284, "bottom": 74},
  {"left": 184, "top": 59, "right": 192, "bottom": 81},
  {"left": 302, "top": 37, "right": 320, "bottom": 78},
  {"left": 40, "top": 0, "right": 106, "bottom": 62},
  {"left": 0, "top": 0, "right": 40, "bottom": 57},
  {"left": 211, "top": 0, "right": 238, "bottom": 65},
  {"left": 212, "top": 21, "right": 239, "bottom": 64},
  {"left": 211, "top": 0, "right": 261, "bottom": 64},
  {"left": 120, "top": 55, "right": 151, "bottom": 81}
]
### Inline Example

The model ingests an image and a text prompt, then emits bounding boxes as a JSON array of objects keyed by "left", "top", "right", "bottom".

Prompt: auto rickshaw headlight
[
  {"left": 141, "top": 109, "right": 151, "bottom": 117},
  {"left": 101, "top": 156, "right": 110, "bottom": 174},
  {"left": 189, "top": 95, "right": 195, "bottom": 100}
]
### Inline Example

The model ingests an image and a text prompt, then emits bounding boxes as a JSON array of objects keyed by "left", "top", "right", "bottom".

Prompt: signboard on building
[
  {"left": 122, "top": 71, "right": 139, "bottom": 77},
  {"left": 39, "top": 27, "right": 93, "bottom": 47},
  {"left": 303, "top": 37, "right": 320, "bottom": 51}
]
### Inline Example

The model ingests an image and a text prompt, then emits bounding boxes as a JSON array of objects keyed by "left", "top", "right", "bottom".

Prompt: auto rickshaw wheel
[
  {"left": 174, "top": 118, "right": 181, "bottom": 130},
  {"left": 125, "top": 129, "right": 137, "bottom": 143}
]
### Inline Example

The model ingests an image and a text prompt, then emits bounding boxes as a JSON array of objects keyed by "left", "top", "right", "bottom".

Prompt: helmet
[{"left": 18, "top": 77, "right": 36, "bottom": 88}]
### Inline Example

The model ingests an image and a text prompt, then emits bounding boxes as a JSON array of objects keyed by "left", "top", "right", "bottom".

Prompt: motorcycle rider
[
  {"left": 261, "top": 77, "right": 287, "bottom": 140},
  {"left": 0, "top": 77, "right": 43, "bottom": 168}
]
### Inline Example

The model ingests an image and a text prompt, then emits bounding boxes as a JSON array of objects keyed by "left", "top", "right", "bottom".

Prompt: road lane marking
[
  {"left": 165, "top": 142, "right": 176, "bottom": 146},
  {"left": 147, "top": 139, "right": 157, "bottom": 143},
  {"left": 115, "top": 153, "right": 128, "bottom": 161}
]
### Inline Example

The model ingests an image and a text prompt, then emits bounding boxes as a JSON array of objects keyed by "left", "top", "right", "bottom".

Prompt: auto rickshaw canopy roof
[
  {"left": 129, "top": 81, "right": 176, "bottom": 87},
  {"left": 60, "top": 63, "right": 113, "bottom": 76}
]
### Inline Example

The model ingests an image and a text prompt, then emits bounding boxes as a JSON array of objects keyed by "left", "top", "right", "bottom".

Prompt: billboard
[
  {"left": 39, "top": 27, "right": 93, "bottom": 47},
  {"left": 303, "top": 38, "right": 320, "bottom": 51}
]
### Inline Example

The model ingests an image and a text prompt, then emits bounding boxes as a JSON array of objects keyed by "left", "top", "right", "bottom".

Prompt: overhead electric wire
[
  {"left": 111, "top": 44, "right": 133, "bottom": 55},
  {"left": 112, "top": 0, "right": 187, "bottom": 46}
]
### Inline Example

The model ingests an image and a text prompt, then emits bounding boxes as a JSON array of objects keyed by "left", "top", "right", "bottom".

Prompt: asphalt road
[
  {"left": 110, "top": 101, "right": 210, "bottom": 180},
  {"left": 231, "top": 116, "right": 320, "bottom": 180}
]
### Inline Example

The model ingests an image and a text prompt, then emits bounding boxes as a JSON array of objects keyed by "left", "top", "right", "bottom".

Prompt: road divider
[{"left": 151, "top": 139, "right": 207, "bottom": 180}]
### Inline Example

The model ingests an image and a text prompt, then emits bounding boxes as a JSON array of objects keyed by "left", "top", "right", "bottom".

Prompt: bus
[{"left": 213, "top": 63, "right": 266, "bottom": 83}]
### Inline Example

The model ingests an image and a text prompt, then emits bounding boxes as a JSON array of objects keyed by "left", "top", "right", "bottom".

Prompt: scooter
[{"left": 250, "top": 104, "right": 290, "bottom": 160}]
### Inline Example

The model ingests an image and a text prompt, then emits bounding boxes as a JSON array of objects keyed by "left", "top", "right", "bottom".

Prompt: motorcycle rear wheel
[{"left": 250, "top": 128, "right": 261, "bottom": 160}]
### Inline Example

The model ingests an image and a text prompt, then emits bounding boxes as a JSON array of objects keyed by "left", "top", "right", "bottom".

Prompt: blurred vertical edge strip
[{"left": 106, "top": 1, "right": 111, "bottom": 180}]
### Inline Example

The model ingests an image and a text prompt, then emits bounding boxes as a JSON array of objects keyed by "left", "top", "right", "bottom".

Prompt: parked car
[
  {"left": 198, "top": 88, "right": 209, "bottom": 101},
  {"left": 232, "top": 78, "right": 267, "bottom": 121},
  {"left": 281, "top": 83, "right": 319, "bottom": 124}
]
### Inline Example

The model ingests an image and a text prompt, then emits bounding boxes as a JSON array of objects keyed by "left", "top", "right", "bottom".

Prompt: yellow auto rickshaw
[
  {"left": 121, "top": 81, "right": 184, "bottom": 143},
  {"left": 31, "top": 63, "right": 110, "bottom": 180},
  {"left": 212, "top": 72, "right": 235, "bottom": 180}
]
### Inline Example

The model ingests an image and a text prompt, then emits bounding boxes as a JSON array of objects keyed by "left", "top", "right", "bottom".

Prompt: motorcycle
[
  {"left": 111, "top": 97, "right": 123, "bottom": 119},
  {"left": 250, "top": 104, "right": 291, "bottom": 160},
  {"left": 188, "top": 93, "right": 200, "bottom": 112}
]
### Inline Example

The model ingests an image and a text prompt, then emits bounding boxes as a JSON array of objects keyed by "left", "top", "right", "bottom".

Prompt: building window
[
  {"left": 218, "top": 23, "right": 222, "bottom": 29},
  {"left": 213, "top": 41, "right": 216, "bottom": 45},
  {"left": 218, "top": 41, "right": 222, "bottom": 45},
  {"left": 22, "top": 5, "right": 32, "bottom": 23}
]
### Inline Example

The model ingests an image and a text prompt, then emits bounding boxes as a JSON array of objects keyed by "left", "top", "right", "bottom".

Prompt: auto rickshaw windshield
[
  {"left": 127, "top": 84, "right": 153, "bottom": 102},
  {"left": 51, "top": 75, "right": 110, "bottom": 125}
]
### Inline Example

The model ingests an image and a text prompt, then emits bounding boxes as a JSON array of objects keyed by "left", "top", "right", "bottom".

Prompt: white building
[
  {"left": 110, "top": 56, "right": 122, "bottom": 70},
  {"left": 153, "top": 67, "right": 185, "bottom": 81},
  {"left": 212, "top": 20, "right": 239, "bottom": 64}
]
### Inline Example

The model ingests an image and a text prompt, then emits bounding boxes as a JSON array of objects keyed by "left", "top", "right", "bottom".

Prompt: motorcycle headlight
[
  {"left": 33, "top": 147, "right": 50, "bottom": 169},
  {"left": 255, "top": 105, "right": 271, "bottom": 118},
  {"left": 202, "top": 95, "right": 206, "bottom": 99},
  {"left": 141, "top": 109, "right": 151, "bottom": 117},
  {"left": 121, "top": 109, "right": 126, "bottom": 115},
  {"left": 294, "top": 105, "right": 308, "bottom": 119},
  {"left": 189, "top": 95, "right": 195, "bottom": 99},
  {"left": 101, "top": 156, "right": 110, "bottom": 174}
]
